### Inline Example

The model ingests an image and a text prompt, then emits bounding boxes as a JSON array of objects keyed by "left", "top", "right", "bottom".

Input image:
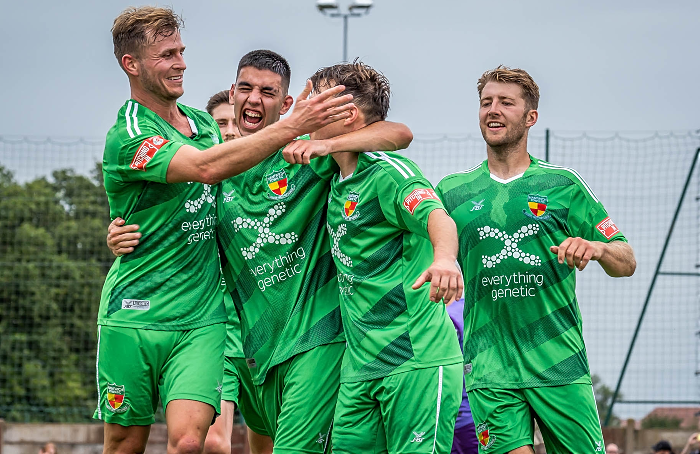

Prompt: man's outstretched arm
[
  {"left": 550, "top": 239, "right": 636, "bottom": 277},
  {"left": 168, "top": 82, "right": 354, "bottom": 184},
  {"left": 282, "top": 121, "right": 413, "bottom": 164},
  {"left": 411, "top": 209, "right": 464, "bottom": 304}
]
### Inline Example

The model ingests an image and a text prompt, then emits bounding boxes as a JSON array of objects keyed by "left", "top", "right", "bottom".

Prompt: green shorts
[
  {"left": 332, "top": 363, "right": 463, "bottom": 454},
  {"left": 230, "top": 357, "right": 269, "bottom": 436},
  {"left": 257, "top": 342, "right": 344, "bottom": 454},
  {"left": 93, "top": 324, "right": 226, "bottom": 426},
  {"left": 222, "top": 356, "right": 241, "bottom": 404},
  {"left": 468, "top": 384, "right": 604, "bottom": 454}
]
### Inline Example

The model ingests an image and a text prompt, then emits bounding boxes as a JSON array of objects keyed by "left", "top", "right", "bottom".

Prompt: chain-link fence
[{"left": 1, "top": 131, "right": 699, "bottom": 424}]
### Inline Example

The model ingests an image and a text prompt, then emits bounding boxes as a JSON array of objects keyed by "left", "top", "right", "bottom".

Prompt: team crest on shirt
[
  {"left": 476, "top": 423, "right": 495, "bottom": 450},
  {"left": 342, "top": 192, "right": 360, "bottom": 221},
  {"left": 523, "top": 194, "right": 551, "bottom": 220},
  {"left": 264, "top": 168, "right": 295, "bottom": 200},
  {"left": 106, "top": 383, "right": 129, "bottom": 413}
]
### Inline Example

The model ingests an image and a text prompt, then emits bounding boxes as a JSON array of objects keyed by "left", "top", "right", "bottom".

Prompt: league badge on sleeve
[
  {"left": 523, "top": 194, "right": 551, "bottom": 220},
  {"left": 596, "top": 216, "right": 620, "bottom": 239},
  {"left": 130, "top": 135, "right": 168, "bottom": 171},
  {"left": 403, "top": 188, "right": 440, "bottom": 215}
]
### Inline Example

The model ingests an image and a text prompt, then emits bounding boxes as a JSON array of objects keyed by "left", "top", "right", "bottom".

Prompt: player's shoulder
[
  {"left": 437, "top": 160, "right": 486, "bottom": 191},
  {"left": 108, "top": 99, "right": 160, "bottom": 144},
  {"left": 533, "top": 158, "right": 600, "bottom": 202},
  {"left": 360, "top": 151, "right": 424, "bottom": 184}
]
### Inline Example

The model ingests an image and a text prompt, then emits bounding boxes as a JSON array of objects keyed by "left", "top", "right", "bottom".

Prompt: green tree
[
  {"left": 0, "top": 164, "right": 113, "bottom": 422},
  {"left": 592, "top": 374, "right": 622, "bottom": 427}
]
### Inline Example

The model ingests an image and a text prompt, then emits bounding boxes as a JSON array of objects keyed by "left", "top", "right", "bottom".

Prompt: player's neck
[
  {"left": 486, "top": 142, "right": 531, "bottom": 180},
  {"left": 131, "top": 87, "right": 185, "bottom": 127},
  {"left": 332, "top": 151, "right": 358, "bottom": 179}
]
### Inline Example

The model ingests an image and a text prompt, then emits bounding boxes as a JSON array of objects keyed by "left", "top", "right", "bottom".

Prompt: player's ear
[
  {"left": 279, "top": 94, "right": 294, "bottom": 115},
  {"left": 228, "top": 83, "right": 235, "bottom": 104},
  {"left": 343, "top": 104, "right": 360, "bottom": 126},
  {"left": 122, "top": 54, "right": 139, "bottom": 77},
  {"left": 526, "top": 109, "right": 538, "bottom": 128}
]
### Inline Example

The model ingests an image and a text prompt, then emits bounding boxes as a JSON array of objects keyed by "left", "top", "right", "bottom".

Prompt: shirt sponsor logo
[
  {"left": 477, "top": 423, "right": 495, "bottom": 450},
  {"left": 185, "top": 184, "right": 215, "bottom": 213},
  {"left": 403, "top": 188, "right": 440, "bottom": 215},
  {"left": 121, "top": 299, "right": 150, "bottom": 310},
  {"left": 264, "top": 168, "right": 295, "bottom": 200},
  {"left": 471, "top": 199, "right": 485, "bottom": 211},
  {"left": 130, "top": 135, "right": 167, "bottom": 171},
  {"left": 478, "top": 225, "right": 542, "bottom": 269},
  {"left": 523, "top": 194, "right": 551, "bottom": 220},
  {"left": 106, "top": 383, "right": 129, "bottom": 413},
  {"left": 327, "top": 222, "right": 352, "bottom": 267},
  {"left": 596, "top": 216, "right": 619, "bottom": 239},
  {"left": 233, "top": 202, "right": 299, "bottom": 261},
  {"left": 342, "top": 192, "right": 360, "bottom": 221}
]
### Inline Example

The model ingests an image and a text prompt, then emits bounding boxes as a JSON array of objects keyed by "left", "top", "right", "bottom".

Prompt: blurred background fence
[{"left": 1, "top": 130, "right": 699, "bottom": 426}]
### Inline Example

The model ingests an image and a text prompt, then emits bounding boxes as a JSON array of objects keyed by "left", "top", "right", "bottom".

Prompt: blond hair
[
  {"left": 111, "top": 6, "right": 184, "bottom": 70},
  {"left": 477, "top": 65, "right": 540, "bottom": 111}
]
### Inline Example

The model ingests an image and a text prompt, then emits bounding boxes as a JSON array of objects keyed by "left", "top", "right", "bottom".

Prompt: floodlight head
[
  {"left": 317, "top": 0, "right": 339, "bottom": 12},
  {"left": 349, "top": 0, "right": 373, "bottom": 12}
]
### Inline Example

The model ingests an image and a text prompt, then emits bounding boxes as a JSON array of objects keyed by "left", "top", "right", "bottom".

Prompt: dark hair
[
  {"left": 309, "top": 59, "right": 390, "bottom": 123},
  {"left": 112, "top": 6, "right": 184, "bottom": 71},
  {"left": 206, "top": 90, "right": 230, "bottom": 115},
  {"left": 236, "top": 50, "right": 291, "bottom": 93}
]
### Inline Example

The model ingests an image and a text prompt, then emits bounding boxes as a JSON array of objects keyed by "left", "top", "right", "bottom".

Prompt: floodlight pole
[{"left": 317, "top": 4, "right": 372, "bottom": 62}]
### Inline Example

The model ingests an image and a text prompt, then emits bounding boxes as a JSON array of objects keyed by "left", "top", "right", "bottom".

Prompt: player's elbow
[{"left": 395, "top": 124, "right": 413, "bottom": 150}]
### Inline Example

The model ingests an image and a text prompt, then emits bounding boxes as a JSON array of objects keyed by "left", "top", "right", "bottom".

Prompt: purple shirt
[{"left": 447, "top": 298, "right": 473, "bottom": 428}]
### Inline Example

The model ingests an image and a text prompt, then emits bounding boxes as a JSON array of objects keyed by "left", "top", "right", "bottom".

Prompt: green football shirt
[
  {"left": 217, "top": 138, "right": 343, "bottom": 385},
  {"left": 326, "top": 151, "right": 463, "bottom": 384},
  {"left": 435, "top": 156, "right": 627, "bottom": 391},
  {"left": 99, "top": 100, "right": 227, "bottom": 330},
  {"left": 222, "top": 279, "right": 243, "bottom": 358}
]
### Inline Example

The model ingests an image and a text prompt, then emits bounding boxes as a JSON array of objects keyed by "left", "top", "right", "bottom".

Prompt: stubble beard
[
  {"left": 140, "top": 66, "right": 182, "bottom": 103},
  {"left": 482, "top": 113, "right": 529, "bottom": 156}
]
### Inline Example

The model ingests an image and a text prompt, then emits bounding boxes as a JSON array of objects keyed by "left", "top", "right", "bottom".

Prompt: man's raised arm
[
  {"left": 282, "top": 121, "right": 413, "bottom": 165},
  {"left": 167, "top": 81, "right": 353, "bottom": 184}
]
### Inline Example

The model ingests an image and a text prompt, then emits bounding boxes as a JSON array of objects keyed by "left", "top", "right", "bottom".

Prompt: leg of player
[
  {"left": 248, "top": 428, "right": 274, "bottom": 454},
  {"left": 165, "top": 400, "right": 216, "bottom": 454},
  {"left": 203, "top": 400, "right": 235, "bottom": 454},
  {"left": 508, "top": 447, "right": 535, "bottom": 454},
  {"left": 103, "top": 424, "right": 150, "bottom": 454}
]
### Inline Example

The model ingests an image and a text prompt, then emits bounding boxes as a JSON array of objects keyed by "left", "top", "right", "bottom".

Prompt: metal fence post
[
  {"left": 545, "top": 128, "right": 550, "bottom": 162},
  {"left": 604, "top": 147, "right": 700, "bottom": 426}
]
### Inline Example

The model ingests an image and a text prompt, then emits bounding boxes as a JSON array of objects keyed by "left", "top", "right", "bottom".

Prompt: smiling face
[
  {"left": 479, "top": 81, "right": 536, "bottom": 149},
  {"left": 233, "top": 67, "right": 293, "bottom": 137},
  {"left": 133, "top": 31, "right": 186, "bottom": 102}
]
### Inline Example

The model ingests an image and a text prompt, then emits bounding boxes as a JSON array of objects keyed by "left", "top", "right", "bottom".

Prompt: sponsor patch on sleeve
[
  {"left": 596, "top": 216, "right": 620, "bottom": 239},
  {"left": 403, "top": 188, "right": 440, "bottom": 215},
  {"left": 130, "top": 136, "right": 168, "bottom": 171}
]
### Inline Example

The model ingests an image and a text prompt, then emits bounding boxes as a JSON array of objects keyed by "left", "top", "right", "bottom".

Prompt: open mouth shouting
[{"left": 242, "top": 109, "right": 264, "bottom": 130}]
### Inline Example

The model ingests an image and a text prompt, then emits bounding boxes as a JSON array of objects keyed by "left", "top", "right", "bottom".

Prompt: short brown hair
[
  {"left": 310, "top": 60, "right": 390, "bottom": 123},
  {"left": 206, "top": 90, "right": 230, "bottom": 116},
  {"left": 112, "top": 6, "right": 184, "bottom": 70},
  {"left": 477, "top": 65, "right": 540, "bottom": 111}
]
